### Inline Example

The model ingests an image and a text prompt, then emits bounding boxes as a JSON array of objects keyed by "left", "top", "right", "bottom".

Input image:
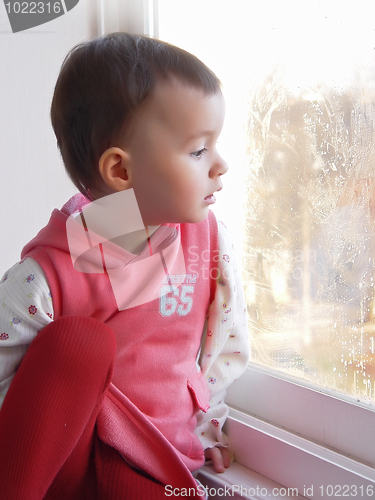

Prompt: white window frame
[
  {"left": 98, "top": 1, "right": 375, "bottom": 494},
  {"left": 96, "top": 0, "right": 158, "bottom": 37},
  {"left": 222, "top": 365, "right": 375, "bottom": 491}
]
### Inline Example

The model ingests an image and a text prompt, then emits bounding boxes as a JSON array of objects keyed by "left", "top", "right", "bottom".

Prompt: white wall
[{"left": 0, "top": 0, "right": 99, "bottom": 272}]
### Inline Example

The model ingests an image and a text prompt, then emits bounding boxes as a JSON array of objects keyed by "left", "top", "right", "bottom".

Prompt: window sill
[
  {"left": 200, "top": 409, "right": 375, "bottom": 499},
  {"left": 225, "top": 365, "right": 375, "bottom": 468},
  {"left": 197, "top": 462, "right": 307, "bottom": 499}
]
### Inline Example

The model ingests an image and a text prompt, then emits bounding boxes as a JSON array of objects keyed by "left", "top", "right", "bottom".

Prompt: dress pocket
[{"left": 187, "top": 370, "right": 210, "bottom": 413}]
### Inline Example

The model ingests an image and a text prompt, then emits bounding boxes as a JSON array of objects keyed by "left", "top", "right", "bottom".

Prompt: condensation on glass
[{"left": 245, "top": 70, "right": 375, "bottom": 404}]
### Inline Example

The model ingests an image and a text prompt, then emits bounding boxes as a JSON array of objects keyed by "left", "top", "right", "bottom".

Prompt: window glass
[
  {"left": 245, "top": 72, "right": 375, "bottom": 404},
  {"left": 158, "top": 0, "right": 375, "bottom": 405}
]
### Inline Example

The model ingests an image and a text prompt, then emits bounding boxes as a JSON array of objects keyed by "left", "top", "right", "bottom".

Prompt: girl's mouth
[{"left": 204, "top": 194, "right": 216, "bottom": 204}]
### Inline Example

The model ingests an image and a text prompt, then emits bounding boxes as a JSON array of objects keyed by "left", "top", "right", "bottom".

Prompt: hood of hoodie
[
  {"left": 22, "top": 193, "right": 187, "bottom": 312},
  {"left": 21, "top": 193, "right": 184, "bottom": 276},
  {"left": 22, "top": 193, "right": 91, "bottom": 259}
]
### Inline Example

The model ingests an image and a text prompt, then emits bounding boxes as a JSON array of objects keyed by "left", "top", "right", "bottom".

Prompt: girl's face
[{"left": 123, "top": 78, "right": 228, "bottom": 226}]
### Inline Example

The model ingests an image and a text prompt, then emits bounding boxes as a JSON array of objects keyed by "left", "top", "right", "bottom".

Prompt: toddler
[{"left": 0, "top": 33, "right": 249, "bottom": 499}]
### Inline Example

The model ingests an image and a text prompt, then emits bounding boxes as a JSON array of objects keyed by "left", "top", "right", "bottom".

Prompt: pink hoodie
[{"left": 21, "top": 193, "right": 219, "bottom": 488}]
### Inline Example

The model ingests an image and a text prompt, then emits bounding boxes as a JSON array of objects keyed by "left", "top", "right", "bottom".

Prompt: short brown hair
[{"left": 50, "top": 33, "right": 221, "bottom": 197}]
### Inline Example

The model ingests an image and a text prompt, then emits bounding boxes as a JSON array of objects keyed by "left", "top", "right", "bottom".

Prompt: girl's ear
[{"left": 99, "top": 147, "right": 132, "bottom": 192}]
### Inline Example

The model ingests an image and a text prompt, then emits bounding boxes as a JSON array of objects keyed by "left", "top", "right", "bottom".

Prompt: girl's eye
[{"left": 191, "top": 148, "right": 208, "bottom": 159}]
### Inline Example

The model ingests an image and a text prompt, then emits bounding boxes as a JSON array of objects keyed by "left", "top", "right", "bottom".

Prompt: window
[
  {"left": 244, "top": 73, "right": 375, "bottom": 405},
  {"left": 157, "top": 0, "right": 375, "bottom": 490}
]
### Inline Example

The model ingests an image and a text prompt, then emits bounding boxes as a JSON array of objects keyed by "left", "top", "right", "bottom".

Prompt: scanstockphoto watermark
[
  {"left": 289, "top": 248, "right": 317, "bottom": 281},
  {"left": 164, "top": 484, "right": 300, "bottom": 497},
  {"left": 66, "top": 189, "right": 232, "bottom": 313},
  {"left": 3, "top": 0, "right": 79, "bottom": 33},
  {"left": 66, "top": 189, "right": 187, "bottom": 312},
  {"left": 187, "top": 246, "right": 231, "bottom": 281}
]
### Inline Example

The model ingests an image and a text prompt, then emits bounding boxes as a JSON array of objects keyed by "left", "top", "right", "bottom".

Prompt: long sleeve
[
  {"left": 196, "top": 220, "right": 250, "bottom": 449},
  {"left": 0, "top": 258, "right": 53, "bottom": 409}
]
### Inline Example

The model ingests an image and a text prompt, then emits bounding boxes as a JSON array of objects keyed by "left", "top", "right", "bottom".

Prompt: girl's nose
[
  {"left": 211, "top": 152, "right": 229, "bottom": 177},
  {"left": 218, "top": 155, "right": 229, "bottom": 176}
]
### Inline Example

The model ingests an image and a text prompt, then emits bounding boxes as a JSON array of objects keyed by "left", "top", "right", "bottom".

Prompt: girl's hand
[{"left": 204, "top": 446, "right": 232, "bottom": 473}]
